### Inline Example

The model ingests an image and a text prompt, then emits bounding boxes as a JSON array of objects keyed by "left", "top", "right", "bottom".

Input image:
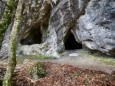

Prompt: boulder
[{"left": 74, "top": 0, "right": 115, "bottom": 55}]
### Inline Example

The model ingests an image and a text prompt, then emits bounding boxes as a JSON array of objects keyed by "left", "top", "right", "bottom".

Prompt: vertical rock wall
[{"left": 0, "top": 0, "right": 115, "bottom": 59}]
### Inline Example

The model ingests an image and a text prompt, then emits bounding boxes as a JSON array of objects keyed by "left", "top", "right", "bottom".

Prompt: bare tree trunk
[{"left": 2, "top": 0, "right": 23, "bottom": 86}]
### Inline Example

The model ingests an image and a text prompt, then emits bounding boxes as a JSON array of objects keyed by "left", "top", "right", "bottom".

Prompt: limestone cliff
[{"left": 0, "top": 0, "right": 115, "bottom": 58}]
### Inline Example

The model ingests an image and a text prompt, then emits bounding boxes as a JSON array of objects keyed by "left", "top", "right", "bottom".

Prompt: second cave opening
[
  {"left": 20, "top": 26, "right": 42, "bottom": 45},
  {"left": 64, "top": 32, "right": 82, "bottom": 50}
]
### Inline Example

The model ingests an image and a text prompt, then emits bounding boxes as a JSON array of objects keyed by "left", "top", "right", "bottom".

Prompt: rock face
[
  {"left": 0, "top": 0, "right": 6, "bottom": 19},
  {"left": 74, "top": 0, "right": 115, "bottom": 55},
  {"left": 0, "top": 23, "right": 12, "bottom": 59},
  {"left": 0, "top": 0, "right": 115, "bottom": 58},
  {"left": 16, "top": 0, "right": 89, "bottom": 58}
]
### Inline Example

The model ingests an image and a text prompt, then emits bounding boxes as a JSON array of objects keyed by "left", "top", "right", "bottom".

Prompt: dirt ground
[
  {"left": 0, "top": 49, "right": 115, "bottom": 86},
  {"left": 42, "top": 49, "right": 115, "bottom": 74},
  {"left": 11, "top": 62, "right": 115, "bottom": 86}
]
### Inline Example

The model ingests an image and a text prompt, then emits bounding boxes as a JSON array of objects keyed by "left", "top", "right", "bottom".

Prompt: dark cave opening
[
  {"left": 64, "top": 32, "right": 82, "bottom": 50},
  {"left": 0, "top": 81, "right": 2, "bottom": 86},
  {"left": 20, "top": 26, "right": 42, "bottom": 45}
]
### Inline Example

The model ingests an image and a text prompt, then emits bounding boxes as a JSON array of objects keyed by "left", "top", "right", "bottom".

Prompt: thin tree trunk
[{"left": 2, "top": 0, "right": 23, "bottom": 86}]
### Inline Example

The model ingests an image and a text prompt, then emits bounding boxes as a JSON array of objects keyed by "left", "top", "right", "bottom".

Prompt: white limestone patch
[
  {"left": 69, "top": 53, "right": 79, "bottom": 57},
  {"left": 52, "top": 0, "right": 57, "bottom": 4},
  {"left": 23, "top": 59, "right": 30, "bottom": 64}
]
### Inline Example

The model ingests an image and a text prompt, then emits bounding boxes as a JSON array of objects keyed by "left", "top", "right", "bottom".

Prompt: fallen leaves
[{"left": 11, "top": 62, "right": 115, "bottom": 86}]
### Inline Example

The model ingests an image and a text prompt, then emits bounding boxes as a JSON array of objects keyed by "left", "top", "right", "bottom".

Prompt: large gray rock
[
  {"left": 0, "top": 0, "right": 115, "bottom": 59},
  {"left": 74, "top": 0, "right": 115, "bottom": 55},
  {"left": 0, "top": 23, "right": 12, "bottom": 59},
  {"left": 46, "top": 0, "right": 88, "bottom": 57},
  {"left": 17, "top": 0, "right": 89, "bottom": 58}
]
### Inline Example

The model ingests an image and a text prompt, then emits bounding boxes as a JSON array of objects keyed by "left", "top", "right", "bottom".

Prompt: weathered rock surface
[
  {"left": 0, "top": 0, "right": 6, "bottom": 19},
  {"left": 74, "top": 0, "right": 115, "bottom": 55},
  {"left": 0, "top": 23, "right": 12, "bottom": 59},
  {"left": 0, "top": 0, "right": 115, "bottom": 59},
  {"left": 18, "top": 0, "right": 89, "bottom": 58}
]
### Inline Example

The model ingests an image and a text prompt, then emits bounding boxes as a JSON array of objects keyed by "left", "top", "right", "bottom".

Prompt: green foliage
[
  {"left": 16, "top": 55, "right": 55, "bottom": 65},
  {"left": 25, "top": 54, "right": 55, "bottom": 60},
  {"left": 7, "top": 0, "right": 14, "bottom": 11},
  {"left": 35, "top": 54, "right": 55, "bottom": 60},
  {"left": 28, "top": 62, "right": 46, "bottom": 79},
  {"left": 0, "top": 0, "right": 14, "bottom": 48},
  {"left": 92, "top": 57, "right": 115, "bottom": 65},
  {"left": 81, "top": 50, "right": 115, "bottom": 65}
]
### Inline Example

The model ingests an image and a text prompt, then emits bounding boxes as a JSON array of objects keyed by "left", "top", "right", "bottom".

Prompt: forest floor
[{"left": 0, "top": 49, "right": 115, "bottom": 86}]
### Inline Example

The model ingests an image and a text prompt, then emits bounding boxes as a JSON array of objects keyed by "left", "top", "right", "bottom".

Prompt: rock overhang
[{"left": 0, "top": 0, "right": 115, "bottom": 59}]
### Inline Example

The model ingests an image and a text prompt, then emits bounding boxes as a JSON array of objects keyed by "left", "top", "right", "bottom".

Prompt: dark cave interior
[
  {"left": 0, "top": 81, "right": 2, "bottom": 86},
  {"left": 20, "top": 26, "right": 42, "bottom": 45},
  {"left": 20, "top": 26, "right": 82, "bottom": 50},
  {"left": 64, "top": 32, "right": 82, "bottom": 50}
]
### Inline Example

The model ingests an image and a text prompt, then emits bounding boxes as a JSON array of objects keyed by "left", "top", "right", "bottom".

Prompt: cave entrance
[
  {"left": 0, "top": 81, "right": 2, "bottom": 86},
  {"left": 20, "top": 26, "right": 42, "bottom": 45},
  {"left": 64, "top": 32, "right": 82, "bottom": 50}
]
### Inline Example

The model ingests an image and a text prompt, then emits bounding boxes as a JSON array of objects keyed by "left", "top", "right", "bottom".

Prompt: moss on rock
[{"left": 0, "top": 0, "right": 14, "bottom": 48}]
